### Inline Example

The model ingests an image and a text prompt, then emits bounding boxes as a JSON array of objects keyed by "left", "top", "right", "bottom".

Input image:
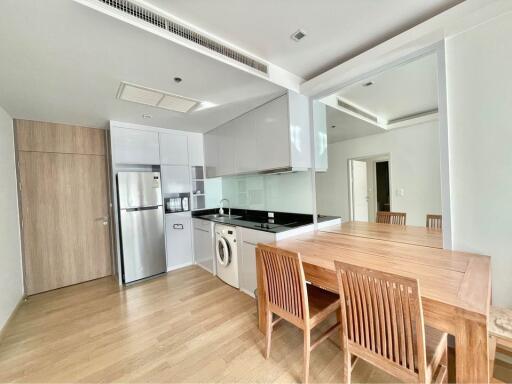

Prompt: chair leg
[
  {"left": 336, "top": 309, "right": 343, "bottom": 350},
  {"left": 489, "top": 335, "right": 497, "bottom": 379},
  {"left": 442, "top": 344, "right": 448, "bottom": 384},
  {"left": 343, "top": 350, "right": 351, "bottom": 383},
  {"left": 265, "top": 310, "right": 273, "bottom": 359},
  {"left": 304, "top": 330, "right": 311, "bottom": 384}
]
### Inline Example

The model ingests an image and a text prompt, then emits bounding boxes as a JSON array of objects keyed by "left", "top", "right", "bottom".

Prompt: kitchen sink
[{"left": 201, "top": 213, "right": 242, "bottom": 220}]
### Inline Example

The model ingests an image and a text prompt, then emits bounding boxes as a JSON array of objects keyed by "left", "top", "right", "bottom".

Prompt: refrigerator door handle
[{"left": 125, "top": 206, "right": 160, "bottom": 212}]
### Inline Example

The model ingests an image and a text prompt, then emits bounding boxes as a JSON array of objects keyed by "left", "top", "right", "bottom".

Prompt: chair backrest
[
  {"left": 426, "top": 214, "right": 442, "bottom": 229},
  {"left": 257, "top": 244, "right": 309, "bottom": 327},
  {"left": 376, "top": 211, "right": 406, "bottom": 225},
  {"left": 334, "top": 261, "right": 428, "bottom": 382}
]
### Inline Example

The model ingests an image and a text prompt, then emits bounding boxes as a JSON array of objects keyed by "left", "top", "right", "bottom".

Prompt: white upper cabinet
[
  {"left": 313, "top": 101, "right": 328, "bottom": 171},
  {"left": 204, "top": 129, "right": 218, "bottom": 178},
  {"left": 288, "top": 91, "right": 312, "bottom": 169},
  {"left": 188, "top": 134, "right": 204, "bottom": 166},
  {"left": 161, "top": 165, "right": 191, "bottom": 194},
  {"left": 159, "top": 133, "right": 189, "bottom": 165},
  {"left": 216, "top": 121, "right": 236, "bottom": 177},
  {"left": 204, "top": 91, "right": 311, "bottom": 178},
  {"left": 112, "top": 127, "right": 160, "bottom": 165}
]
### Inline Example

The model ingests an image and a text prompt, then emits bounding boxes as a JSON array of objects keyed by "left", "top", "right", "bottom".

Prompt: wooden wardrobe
[{"left": 15, "top": 120, "right": 112, "bottom": 295}]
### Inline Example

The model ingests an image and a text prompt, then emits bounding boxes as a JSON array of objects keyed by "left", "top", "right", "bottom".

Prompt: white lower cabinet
[
  {"left": 238, "top": 227, "right": 275, "bottom": 297},
  {"left": 193, "top": 219, "right": 214, "bottom": 273},
  {"left": 165, "top": 212, "right": 193, "bottom": 271}
]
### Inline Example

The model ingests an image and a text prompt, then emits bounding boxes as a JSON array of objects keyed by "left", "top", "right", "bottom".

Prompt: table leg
[
  {"left": 256, "top": 249, "right": 267, "bottom": 333},
  {"left": 455, "top": 318, "right": 489, "bottom": 383}
]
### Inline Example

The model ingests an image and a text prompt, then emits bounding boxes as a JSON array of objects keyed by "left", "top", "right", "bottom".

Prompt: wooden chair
[
  {"left": 489, "top": 306, "right": 512, "bottom": 383},
  {"left": 376, "top": 211, "right": 407, "bottom": 225},
  {"left": 426, "top": 214, "right": 442, "bottom": 229},
  {"left": 334, "top": 261, "right": 448, "bottom": 383},
  {"left": 257, "top": 244, "right": 341, "bottom": 384}
]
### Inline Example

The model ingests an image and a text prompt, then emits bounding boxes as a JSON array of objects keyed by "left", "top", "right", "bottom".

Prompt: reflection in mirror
[{"left": 315, "top": 52, "right": 443, "bottom": 229}]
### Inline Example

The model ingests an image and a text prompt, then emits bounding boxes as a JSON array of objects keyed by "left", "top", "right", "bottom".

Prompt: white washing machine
[{"left": 215, "top": 224, "right": 239, "bottom": 288}]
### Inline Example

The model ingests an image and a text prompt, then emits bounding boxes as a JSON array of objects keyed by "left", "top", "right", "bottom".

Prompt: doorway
[
  {"left": 349, "top": 155, "right": 391, "bottom": 222},
  {"left": 375, "top": 161, "right": 390, "bottom": 212}
]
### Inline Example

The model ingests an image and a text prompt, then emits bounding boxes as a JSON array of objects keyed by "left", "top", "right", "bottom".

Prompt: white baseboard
[
  {"left": 0, "top": 296, "right": 25, "bottom": 343},
  {"left": 167, "top": 262, "right": 194, "bottom": 272},
  {"left": 195, "top": 262, "right": 214, "bottom": 275},
  {"left": 240, "top": 288, "right": 256, "bottom": 299}
]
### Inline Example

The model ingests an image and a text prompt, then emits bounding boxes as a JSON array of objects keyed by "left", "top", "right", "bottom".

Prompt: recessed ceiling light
[
  {"left": 174, "top": 77, "right": 183, "bottom": 83},
  {"left": 142, "top": 114, "right": 152, "bottom": 119},
  {"left": 331, "top": 125, "right": 336, "bottom": 129},
  {"left": 363, "top": 81, "right": 374, "bottom": 87},
  {"left": 291, "top": 29, "right": 307, "bottom": 42}
]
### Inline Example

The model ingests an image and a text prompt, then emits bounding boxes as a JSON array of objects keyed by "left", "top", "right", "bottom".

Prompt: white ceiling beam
[{"left": 322, "top": 95, "right": 387, "bottom": 130}]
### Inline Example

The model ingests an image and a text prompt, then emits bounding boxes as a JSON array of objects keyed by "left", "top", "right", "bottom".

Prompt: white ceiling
[
  {"left": 325, "top": 53, "right": 439, "bottom": 143},
  {"left": 336, "top": 53, "right": 439, "bottom": 122},
  {"left": 0, "top": 0, "right": 284, "bottom": 132},
  {"left": 326, "top": 107, "right": 385, "bottom": 144},
  {"left": 146, "top": 0, "right": 462, "bottom": 79}
]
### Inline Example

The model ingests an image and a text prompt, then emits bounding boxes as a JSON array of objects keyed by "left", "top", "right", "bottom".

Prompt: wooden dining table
[
  {"left": 321, "top": 220, "right": 444, "bottom": 249},
  {"left": 256, "top": 222, "right": 491, "bottom": 383}
]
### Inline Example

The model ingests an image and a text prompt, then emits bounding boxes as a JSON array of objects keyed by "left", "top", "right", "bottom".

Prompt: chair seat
[
  {"left": 412, "top": 325, "right": 447, "bottom": 381},
  {"left": 425, "top": 326, "right": 448, "bottom": 371},
  {"left": 307, "top": 284, "right": 340, "bottom": 327},
  {"left": 490, "top": 306, "right": 512, "bottom": 342}
]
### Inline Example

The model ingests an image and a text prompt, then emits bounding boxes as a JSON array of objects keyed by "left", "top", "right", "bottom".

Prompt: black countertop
[{"left": 192, "top": 208, "right": 339, "bottom": 234}]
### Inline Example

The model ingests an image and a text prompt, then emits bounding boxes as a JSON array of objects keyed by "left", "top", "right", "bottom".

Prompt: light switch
[
  {"left": 268, "top": 212, "right": 275, "bottom": 218},
  {"left": 396, "top": 188, "right": 405, "bottom": 197}
]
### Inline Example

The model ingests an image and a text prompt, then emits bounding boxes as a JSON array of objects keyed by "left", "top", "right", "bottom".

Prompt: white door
[{"left": 351, "top": 160, "right": 369, "bottom": 221}]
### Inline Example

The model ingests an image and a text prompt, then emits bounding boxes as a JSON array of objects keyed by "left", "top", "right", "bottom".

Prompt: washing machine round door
[{"left": 216, "top": 237, "right": 231, "bottom": 267}]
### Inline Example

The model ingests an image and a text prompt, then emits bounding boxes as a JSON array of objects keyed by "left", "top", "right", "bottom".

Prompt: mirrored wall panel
[{"left": 314, "top": 52, "right": 443, "bottom": 230}]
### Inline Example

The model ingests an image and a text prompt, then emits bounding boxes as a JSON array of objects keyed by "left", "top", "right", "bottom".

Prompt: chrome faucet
[{"left": 219, "top": 198, "right": 231, "bottom": 218}]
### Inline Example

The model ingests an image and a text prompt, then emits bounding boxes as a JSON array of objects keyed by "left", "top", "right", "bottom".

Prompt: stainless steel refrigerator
[{"left": 117, "top": 172, "right": 166, "bottom": 283}]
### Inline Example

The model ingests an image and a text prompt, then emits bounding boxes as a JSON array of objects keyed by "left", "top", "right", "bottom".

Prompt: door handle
[
  {"left": 173, "top": 224, "right": 184, "bottom": 230},
  {"left": 95, "top": 216, "right": 109, "bottom": 226}
]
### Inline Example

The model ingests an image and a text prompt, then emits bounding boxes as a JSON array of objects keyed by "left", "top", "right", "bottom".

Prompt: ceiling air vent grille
[{"left": 98, "top": 0, "right": 268, "bottom": 74}]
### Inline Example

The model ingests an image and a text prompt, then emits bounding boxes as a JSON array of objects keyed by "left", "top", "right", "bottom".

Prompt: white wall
[
  {"left": 0, "top": 106, "right": 23, "bottom": 331},
  {"left": 317, "top": 120, "right": 442, "bottom": 226},
  {"left": 446, "top": 12, "right": 512, "bottom": 306}
]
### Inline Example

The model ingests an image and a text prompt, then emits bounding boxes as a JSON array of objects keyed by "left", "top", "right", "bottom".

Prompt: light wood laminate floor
[{"left": 0, "top": 266, "right": 506, "bottom": 383}]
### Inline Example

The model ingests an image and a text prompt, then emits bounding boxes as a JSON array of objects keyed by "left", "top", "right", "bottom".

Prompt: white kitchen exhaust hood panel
[{"left": 117, "top": 82, "right": 199, "bottom": 113}]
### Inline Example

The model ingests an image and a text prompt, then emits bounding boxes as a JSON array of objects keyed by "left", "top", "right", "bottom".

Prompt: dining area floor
[
  {"left": 0, "top": 221, "right": 507, "bottom": 383},
  {"left": 0, "top": 263, "right": 511, "bottom": 382},
  {"left": 0, "top": 265, "right": 445, "bottom": 383}
]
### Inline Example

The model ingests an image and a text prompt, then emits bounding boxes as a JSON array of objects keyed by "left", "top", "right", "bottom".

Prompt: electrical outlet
[{"left": 268, "top": 212, "right": 274, "bottom": 218}]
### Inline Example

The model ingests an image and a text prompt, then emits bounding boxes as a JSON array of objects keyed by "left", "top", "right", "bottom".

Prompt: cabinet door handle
[{"left": 173, "top": 224, "right": 184, "bottom": 230}]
